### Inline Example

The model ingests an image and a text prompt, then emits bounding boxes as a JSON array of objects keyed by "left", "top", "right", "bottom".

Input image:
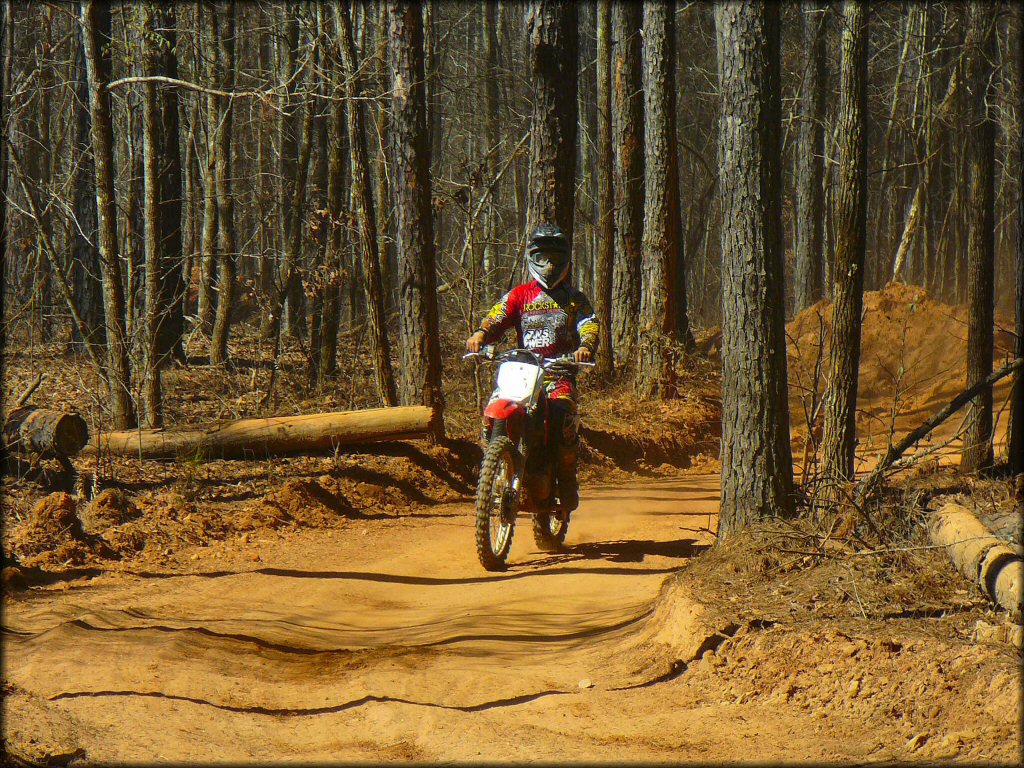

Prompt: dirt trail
[
  {"left": 4, "top": 472, "right": 1020, "bottom": 763},
  {"left": 5, "top": 476, "right": 720, "bottom": 762}
]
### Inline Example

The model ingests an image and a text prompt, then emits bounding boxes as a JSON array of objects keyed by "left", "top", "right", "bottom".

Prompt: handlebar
[{"left": 462, "top": 346, "right": 595, "bottom": 370}]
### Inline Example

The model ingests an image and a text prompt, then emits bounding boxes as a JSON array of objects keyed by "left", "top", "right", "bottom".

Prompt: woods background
[{"left": 0, "top": 2, "right": 1020, "bottom": 451}]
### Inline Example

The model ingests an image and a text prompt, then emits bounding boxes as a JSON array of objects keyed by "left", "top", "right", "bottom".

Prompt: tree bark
[
  {"left": 819, "top": 0, "right": 869, "bottom": 500},
  {"left": 196, "top": 5, "right": 218, "bottom": 334},
  {"left": 387, "top": 1, "right": 444, "bottom": 439},
  {"left": 1011, "top": 15, "right": 1024, "bottom": 478},
  {"left": 4, "top": 407, "right": 89, "bottom": 458},
  {"left": 80, "top": 0, "right": 135, "bottom": 429},
  {"left": 793, "top": 2, "right": 827, "bottom": 315},
  {"left": 637, "top": 0, "right": 692, "bottom": 399},
  {"left": 141, "top": 2, "right": 185, "bottom": 427},
  {"left": 69, "top": 16, "right": 105, "bottom": 354},
  {"left": 525, "top": 0, "right": 578, "bottom": 249},
  {"left": 209, "top": 1, "right": 235, "bottom": 366},
  {"left": 610, "top": 1, "right": 643, "bottom": 364},
  {"left": 960, "top": 1, "right": 997, "bottom": 473},
  {"left": 594, "top": 0, "right": 614, "bottom": 376},
  {"left": 715, "top": 0, "right": 794, "bottom": 536},
  {"left": 338, "top": 3, "right": 398, "bottom": 407},
  {"left": 94, "top": 406, "right": 436, "bottom": 461}
]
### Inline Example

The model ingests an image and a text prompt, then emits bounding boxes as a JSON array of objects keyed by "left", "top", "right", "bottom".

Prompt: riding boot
[{"left": 555, "top": 444, "right": 579, "bottom": 512}]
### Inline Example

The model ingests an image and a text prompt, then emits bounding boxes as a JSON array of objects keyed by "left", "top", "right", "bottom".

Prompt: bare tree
[
  {"left": 610, "top": 1, "right": 642, "bottom": 362},
  {"left": 793, "top": 3, "right": 827, "bottom": 315},
  {"left": 594, "top": 0, "right": 613, "bottom": 376},
  {"left": 525, "top": 0, "right": 578, "bottom": 247},
  {"left": 960, "top": 1, "right": 997, "bottom": 472},
  {"left": 338, "top": 2, "right": 398, "bottom": 407},
  {"left": 388, "top": 1, "right": 444, "bottom": 438},
  {"left": 81, "top": 0, "right": 135, "bottom": 428}
]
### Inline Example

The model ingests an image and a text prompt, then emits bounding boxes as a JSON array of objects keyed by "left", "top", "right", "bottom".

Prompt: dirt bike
[{"left": 463, "top": 346, "right": 593, "bottom": 571}]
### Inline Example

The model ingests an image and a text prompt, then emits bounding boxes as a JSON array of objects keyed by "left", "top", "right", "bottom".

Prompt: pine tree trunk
[
  {"left": 525, "top": 0, "right": 578, "bottom": 249},
  {"left": 594, "top": 0, "right": 614, "bottom": 377},
  {"left": 1011, "top": 17, "right": 1024, "bottom": 478},
  {"left": 637, "top": 0, "right": 687, "bottom": 398},
  {"left": 387, "top": 1, "right": 442, "bottom": 435},
  {"left": 793, "top": 2, "right": 827, "bottom": 315},
  {"left": 820, "top": 0, "right": 869, "bottom": 497},
  {"left": 715, "top": 0, "right": 794, "bottom": 536},
  {"left": 610, "top": 1, "right": 643, "bottom": 364},
  {"left": 209, "top": 1, "right": 235, "bottom": 366},
  {"left": 338, "top": 3, "right": 398, "bottom": 407},
  {"left": 960, "top": 2, "right": 997, "bottom": 472},
  {"left": 80, "top": 0, "right": 135, "bottom": 429}
]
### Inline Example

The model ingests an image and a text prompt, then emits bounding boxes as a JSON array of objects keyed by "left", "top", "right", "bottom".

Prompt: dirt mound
[
  {"left": 9, "top": 494, "right": 91, "bottom": 565},
  {"left": 79, "top": 488, "right": 141, "bottom": 533},
  {"left": 685, "top": 625, "right": 1019, "bottom": 761},
  {"left": 251, "top": 478, "right": 358, "bottom": 529},
  {"left": 787, "top": 282, "right": 1015, "bottom": 442}
]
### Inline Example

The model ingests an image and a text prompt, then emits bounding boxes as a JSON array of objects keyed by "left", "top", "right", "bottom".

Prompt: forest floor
[{"left": 2, "top": 282, "right": 1021, "bottom": 764}]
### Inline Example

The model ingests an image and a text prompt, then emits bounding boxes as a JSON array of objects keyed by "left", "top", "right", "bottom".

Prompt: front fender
[{"left": 484, "top": 399, "right": 526, "bottom": 444}]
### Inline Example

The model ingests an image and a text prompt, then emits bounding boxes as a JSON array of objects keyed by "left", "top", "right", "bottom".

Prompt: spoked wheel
[
  {"left": 475, "top": 436, "right": 519, "bottom": 571},
  {"left": 532, "top": 506, "right": 569, "bottom": 551}
]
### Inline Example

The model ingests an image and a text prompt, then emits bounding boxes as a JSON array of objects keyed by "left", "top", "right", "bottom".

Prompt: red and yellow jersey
[
  {"left": 479, "top": 280, "right": 599, "bottom": 360},
  {"left": 478, "top": 281, "right": 599, "bottom": 403}
]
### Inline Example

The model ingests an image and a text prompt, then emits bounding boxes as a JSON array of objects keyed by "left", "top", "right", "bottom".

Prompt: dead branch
[{"left": 853, "top": 356, "right": 1023, "bottom": 506}]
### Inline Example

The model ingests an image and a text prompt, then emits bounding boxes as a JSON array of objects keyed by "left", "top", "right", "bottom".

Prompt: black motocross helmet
[{"left": 526, "top": 223, "right": 570, "bottom": 289}]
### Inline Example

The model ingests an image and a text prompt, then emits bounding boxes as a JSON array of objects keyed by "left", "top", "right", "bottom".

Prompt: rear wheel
[
  {"left": 532, "top": 508, "right": 569, "bottom": 551},
  {"left": 475, "top": 436, "right": 518, "bottom": 570}
]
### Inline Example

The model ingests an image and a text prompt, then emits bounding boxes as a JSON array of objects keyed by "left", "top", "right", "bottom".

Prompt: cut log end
[{"left": 3, "top": 407, "right": 89, "bottom": 458}]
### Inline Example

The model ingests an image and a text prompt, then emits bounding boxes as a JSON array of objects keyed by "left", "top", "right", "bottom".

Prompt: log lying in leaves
[
  {"left": 91, "top": 406, "right": 436, "bottom": 460},
  {"left": 929, "top": 503, "right": 1022, "bottom": 620},
  {"left": 3, "top": 406, "right": 89, "bottom": 457}
]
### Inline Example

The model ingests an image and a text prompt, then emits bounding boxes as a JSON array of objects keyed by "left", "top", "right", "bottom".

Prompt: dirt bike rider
[{"left": 465, "top": 223, "right": 599, "bottom": 513}]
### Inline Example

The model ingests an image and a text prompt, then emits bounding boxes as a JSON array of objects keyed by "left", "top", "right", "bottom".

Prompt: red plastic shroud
[{"left": 484, "top": 399, "right": 525, "bottom": 443}]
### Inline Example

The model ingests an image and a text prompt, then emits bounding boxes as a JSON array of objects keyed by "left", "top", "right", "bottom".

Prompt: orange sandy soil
[{"left": 2, "top": 283, "right": 1020, "bottom": 764}]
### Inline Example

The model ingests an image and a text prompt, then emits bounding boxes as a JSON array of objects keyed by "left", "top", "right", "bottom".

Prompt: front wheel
[
  {"left": 533, "top": 508, "right": 569, "bottom": 551},
  {"left": 475, "top": 436, "right": 519, "bottom": 570}
]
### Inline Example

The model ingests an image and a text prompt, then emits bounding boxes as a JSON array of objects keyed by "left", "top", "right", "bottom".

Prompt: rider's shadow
[{"left": 543, "top": 537, "right": 710, "bottom": 564}]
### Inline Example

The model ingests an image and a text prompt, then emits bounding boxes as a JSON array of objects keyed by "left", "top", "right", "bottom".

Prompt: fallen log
[
  {"left": 90, "top": 405, "right": 435, "bottom": 460},
  {"left": 929, "top": 502, "right": 1022, "bottom": 620},
  {"left": 3, "top": 406, "right": 89, "bottom": 458}
]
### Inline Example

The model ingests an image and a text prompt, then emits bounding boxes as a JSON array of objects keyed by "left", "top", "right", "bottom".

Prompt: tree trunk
[
  {"left": 4, "top": 407, "right": 89, "bottom": 458},
  {"left": 715, "top": 0, "right": 794, "bottom": 536},
  {"left": 209, "top": 1, "right": 236, "bottom": 366},
  {"left": 960, "top": 2, "right": 997, "bottom": 473},
  {"left": 1011, "top": 16, "right": 1024, "bottom": 478},
  {"left": 338, "top": 3, "right": 398, "bottom": 407},
  {"left": 820, "top": 0, "right": 869, "bottom": 499},
  {"left": 637, "top": 0, "right": 685, "bottom": 398},
  {"left": 610, "top": 1, "right": 643, "bottom": 364},
  {"left": 594, "top": 0, "right": 614, "bottom": 377},
  {"left": 793, "top": 2, "right": 827, "bottom": 315},
  {"left": 387, "top": 1, "right": 444, "bottom": 439},
  {"left": 276, "top": 5, "right": 302, "bottom": 339},
  {"left": 69, "top": 17, "right": 105, "bottom": 354},
  {"left": 141, "top": 2, "right": 185, "bottom": 427},
  {"left": 197, "top": 5, "right": 218, "bottom": 335},
  {"left": 525, "top": 0, "right": 578, "bottom": 249},
  {"left": 94, "top": 406, "right": 436, "bottom": 461},
  {"left": 80, "top": 0, "right": 135, "bottom": 429}
]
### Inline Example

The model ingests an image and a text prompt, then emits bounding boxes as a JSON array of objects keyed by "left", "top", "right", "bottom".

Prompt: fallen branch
[
  {"left": 853, "top": 357, "right": 1023, "bottom": 506},
  {"left": 13, "top": 374, "right": 43, "bottom": 408}
]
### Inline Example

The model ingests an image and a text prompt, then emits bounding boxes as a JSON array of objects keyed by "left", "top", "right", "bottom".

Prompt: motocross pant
[{"left": 546, "top": 386, "right": 580, "bottom": 512}]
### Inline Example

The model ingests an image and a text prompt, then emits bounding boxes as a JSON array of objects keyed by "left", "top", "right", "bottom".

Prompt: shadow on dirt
[{"left": 580, "top": 426, "right": 719, "bottom": 473}]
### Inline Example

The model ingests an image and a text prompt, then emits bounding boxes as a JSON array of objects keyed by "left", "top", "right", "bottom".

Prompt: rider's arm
[
  {"left": 478, "top": 288, "right": 524, "bottom": 345},
  {"left": 574, "top": 293, "right": 600, "bottom": 356}
]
